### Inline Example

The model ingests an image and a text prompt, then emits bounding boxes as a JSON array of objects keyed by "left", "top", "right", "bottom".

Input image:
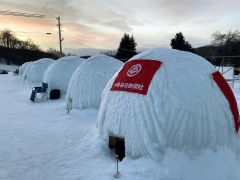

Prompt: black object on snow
[
  {"left": 109, "top": 135, "right": 125, "bottom": 161},
  {"left": 0, "top": 70, "right": 8, "bottom": 74},
  {"left": 13, "top": 69, "right": 19, "bottom": 75},
  {"left": 50, "top": 89, "right": 60, "bottom": 100},
  {"left": 30, "top": 82, "right": 48, "bottom": 102}
]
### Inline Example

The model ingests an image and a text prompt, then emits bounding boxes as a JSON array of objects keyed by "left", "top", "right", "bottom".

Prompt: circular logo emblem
[{"left": 127, "top": 64, "right": 142, "bottom": 77}]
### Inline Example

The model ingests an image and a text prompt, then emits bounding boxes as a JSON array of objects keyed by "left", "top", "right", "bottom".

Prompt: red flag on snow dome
[
  {"left": 111, "top": 59, "right": 162, "bottom": 95},
  {"left": 212, "top": 71, "right": 240, "bottom": 133}
]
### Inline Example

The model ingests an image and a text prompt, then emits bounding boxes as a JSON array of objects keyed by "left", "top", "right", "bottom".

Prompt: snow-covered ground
[
  {"left": 1, "top": 66, "right": 240, "bottom": 180},
  {"left": 0, "top": 64, "right": 19, "bottom": 72}
]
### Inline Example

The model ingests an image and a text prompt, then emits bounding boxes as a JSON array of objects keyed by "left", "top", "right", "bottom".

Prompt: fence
[
  {"left": 205, "top": 56, "right": 240, "bottom": 68},
  {"left": 205, "top": 56, "right": 240, "bottom": 88}
]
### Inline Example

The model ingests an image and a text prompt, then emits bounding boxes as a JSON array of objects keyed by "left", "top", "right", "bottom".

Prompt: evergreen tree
[
  {"left": 170, "top": 32, "right": 195, "bottom": 53},
  {"left": 116, "top": 33, "right": 137, "bottom": 62},
  {"left": 129, "top": 35, "right": 137, "bottom": 54}
]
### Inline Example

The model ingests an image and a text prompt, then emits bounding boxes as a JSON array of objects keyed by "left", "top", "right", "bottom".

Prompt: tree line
[
  {"left": 0, "top": 30, "right": 39, "bottom": 51},
  {"left": 211, "top": 30, "right": 240, "bottom": 56},
  {"left": 114, "top": 30, "right": 240, "bottom": 63},
  {"left": 1, "top": 28, "right": 239, "bottom": 65},
  {"left": 112, "top": 31, "right": 195, "bottom": 62},
  {"left": 0, "top": 29, "right": 60, "bottom": 65}
]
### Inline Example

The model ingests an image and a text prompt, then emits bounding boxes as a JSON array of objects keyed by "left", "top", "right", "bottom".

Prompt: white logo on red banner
[
  {"left": 127, "top": 64, "right": 142, "bottom": 77},
  {"left": 111, "top": 59, "right": 162, "bottom": 95}
]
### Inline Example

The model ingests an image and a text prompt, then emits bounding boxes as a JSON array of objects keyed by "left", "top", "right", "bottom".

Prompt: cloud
[
  {"left": 0, "top": 0, "right": 239, "bottom": 50},
  {"left": 102, "top": 20, "right": 132, "bottom": 31},
  {"left": 149, "top": 0, "right": 240, "bottom": 25},
  {"left": 0, "top": 0, "right": 80, "bottom": 21},
  {"left": 60, "top": 22, "right": 120, "bottom": 50},
  {"left": 66, "top": 2, "right": 142, "bottom": 32}
]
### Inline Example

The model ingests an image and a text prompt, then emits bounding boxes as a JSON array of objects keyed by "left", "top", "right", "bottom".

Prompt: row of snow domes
[
  {"left": 20, "top": 54, "right": 123, "bottom": 109},
  {"left": 19, "top": 48, "right": 240, "bottom": 161}
]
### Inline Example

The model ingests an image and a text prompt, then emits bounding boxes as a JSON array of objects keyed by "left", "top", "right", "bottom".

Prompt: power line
[
  {"left": 0, "top": 10, "right": 45, "bottom": 18},
  {"left": 73, "top": 38, "right": 106, "bottom": 49},
  {"left": 0, "top": 30, "right": 58, "bottom": 37},
  {"left": 74, "top": 37, "right": 113, "bottom": 49},
  {"left": 0, "top": 10, "right": 135, "bottom": 53},
  {"left": 14, "top": 33, "right": 57, "bottom": 38},
  {"left": 72, "top": 37, "right": 137, "bottom": 52},
  {"left": 0, "top": 10, "right": 64, "bottom": 55},
  {"left": 67, "top": 37, "right": 138, "bottom": 52},
  {"left": 73, "top": 38, "right": 137, "bottom": 52}
]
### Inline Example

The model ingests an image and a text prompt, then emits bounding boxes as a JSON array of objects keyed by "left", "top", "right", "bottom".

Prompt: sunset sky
[{"left": 0, "top": 0, "right": 239, "bottom": 53}]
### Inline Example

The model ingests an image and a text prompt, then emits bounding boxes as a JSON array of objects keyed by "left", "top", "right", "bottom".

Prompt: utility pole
[
  {"left": 1, "top": 11, "right": 64, "bottom": 57},
  {"left": 56, "top": 16, "right": 63, "bottom": 57}
]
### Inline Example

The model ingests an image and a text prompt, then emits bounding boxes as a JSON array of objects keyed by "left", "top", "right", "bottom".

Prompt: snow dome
[
  {"left": 19, "top": 61, "right": 31, "bottom": 76},
  {"left": 66, "top": 54, "right": 123, "bottom": 110},
  {"left": 43, "top": 56, "right": 84, "bottom": 96},
  {"left": 22, "top": 58, "right": 54, "bottom": 83},
  {"left": 20, "top": 62, "right": 33, "bottom": 80},
  {"left": 98, "top": 48, "right": 240, "bottom": 161}
]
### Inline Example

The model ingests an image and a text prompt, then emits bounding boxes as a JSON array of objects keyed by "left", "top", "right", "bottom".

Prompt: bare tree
[
  {"left": 26, "top": 40, "right": 40, "bottom": 51},
  {"left": 211, "top": 30, "right": 240, "bottom": 55},
  {"left": 47, "top": 48, "right": 61, "bottom": 57},
  {"left": 0, "top": 29, "right": 17, "bottom": 48},
  {"left": 17, "top": 40, "right": 29, "bottom": 49},
  {"left": 0, "top": 29, "right": 41, "bottom": 51}
]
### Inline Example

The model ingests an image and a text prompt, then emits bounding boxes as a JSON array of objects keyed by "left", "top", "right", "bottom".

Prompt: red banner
[
  {"left": 111, "top": 59, "right": 162, "bottom": 95},
  {"left": 212, "top": 71, "right": 239, "bottom": 133}
]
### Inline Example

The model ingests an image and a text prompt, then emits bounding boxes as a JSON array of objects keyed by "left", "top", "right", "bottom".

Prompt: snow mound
[
  {"left": 98, "top": 48, "right": 240, "bottom": 161},
  {"left": 22, "top": 58, "right": 54, "bottom": 83},
  {"left": 43, "top": 56, "right": 84, "bottom": 96},
  {"left": 66, "top": 54, "right": 123, "bottom": 110}
]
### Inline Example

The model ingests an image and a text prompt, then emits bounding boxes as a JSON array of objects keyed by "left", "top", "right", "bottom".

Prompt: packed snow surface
[
  {"left": 22, "top": 58, "right": 54, "bottom": 83},
  {"left": 66, "top": 54, "right": 123, "bottom": 110},
  {"left": 98, "top": 48, "right": 239, "bottom": 161},
  {"left": 19, "top": 62, "right": 31, "bottom": 75},
  {"left": 43, "top": 56, "right": 84, "bottom": 96},
  {"left": 1, "top": 63, "right": 240, "bottom": 180}
]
